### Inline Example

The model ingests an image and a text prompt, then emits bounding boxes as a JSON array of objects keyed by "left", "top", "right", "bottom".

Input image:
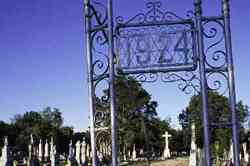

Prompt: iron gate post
[
  {"left": 194, "top": 0, "right": 211, "bottom": 165},
  {"left": 222, "top": 0, "right": 240, "bottom": 165},
  {"left": 107, "top": 0, "right": 118, "bottom": 165},
  {"left": 84, "top": 0, "right": 97, "bottom": 165}
]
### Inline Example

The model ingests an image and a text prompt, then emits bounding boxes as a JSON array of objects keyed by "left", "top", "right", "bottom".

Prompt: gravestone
[
  {"left": 81, "top": 140, "right": 87, "bottom": 165},
  {"left": 28, "top": 135, "right": 36, "bottom": 166},
  {"left": 0, "top": 137, "right": 11, "bottom": 166},
  {"left": 189, "top": 123, "right": 197, "bottom": 166},
  {"left": 229, "top": 140, "right": 234, "bottom": 163},
  {"left": 44, "top": 139, "right": 49, "bottom": 162},
  {"left": 132, "top": 145, "right": 136, "bottom": 160},
  {"left": 162, "top": 131, "right": 171, "bottom": 159},
  {"left": 243, "top": 143, "right": 249, "bottom": 164},
  {"left": 67, "top": 140, "right": 76, "bottom": 166},
  {"left": 38, "top": 139, "right": 43, "bottom": 162},
  {"left": 75, "top": 141, "right": 81, "bottom": 165},
  {"left": 50, "top": 145, "right": 58, "bottom": 166}
]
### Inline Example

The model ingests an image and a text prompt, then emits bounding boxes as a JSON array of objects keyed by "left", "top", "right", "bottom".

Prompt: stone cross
[
  {"left": 189, "top": 123, "right": 197, "bottom": 166},
  {"left": 162, "top": 131, "right": 171, "bottom": 159}
]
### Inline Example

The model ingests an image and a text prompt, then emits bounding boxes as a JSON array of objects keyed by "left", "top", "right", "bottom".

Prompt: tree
[
  {"left": 178, "top": 91, "right": 248, "bottom": 157},
  {"left": 101, "top": 74, "right": 173, "bottom": 157},
  {"left": 9, "top": 108, "right": 74, "bottom": 155}
]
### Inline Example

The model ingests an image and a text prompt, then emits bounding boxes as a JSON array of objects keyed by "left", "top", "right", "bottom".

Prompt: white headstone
[
  {"left": 229, "top": 140, "right": 234, "bottom": 163},
  {"left": 162, "top": 131, "right": 171, "bottom": 159},
  {"left": 189, "top": 123, "right": 197, "bottom": 166},
  {"left": 44, "top": 139, "right": 49, "bottom": 161},
  {"left": 243, "top": 143, "right": 249, "bottom": 163},
  {"left": 38, "top": 139, "right": 43, "bottom": 161},
  {"left": 1, "top": 137, "right": 9, "bottom": 165},
  {"left": 50, "top": 145, "right": 57, "bottom": 166},
  {"left": 81, "top": 140, "right": 86, "bottom": 164},
  {"left": 86, "top": 144, "right": 90, "bottom": 159},
  {"left": 50, "top": 137, "right": 54, "bottom": 154},
  {"left": 75, "top": 141, "right": 81, "bottom": 165},
  {"left": 123, "top": 146, "right": 127, "bottom": 161},
  {"left": 68, "top": 140, "right": 74, "bottom": 160},
  {"left": 132, "top": 144, "right": 136, "bottom": 160}
]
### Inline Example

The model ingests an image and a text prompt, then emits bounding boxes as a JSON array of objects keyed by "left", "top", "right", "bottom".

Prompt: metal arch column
[
  {"left": 222, "top": 0, "right": 240, "bottom": 165},
  {"left": 84, "top": 0, "right": 97, "bottom": 165},
  {"left": 107, "top": 0, "right": 118, "bottom": 165},
  {"left": 194, "top": 0, "right": 211, "bottom": 165}
]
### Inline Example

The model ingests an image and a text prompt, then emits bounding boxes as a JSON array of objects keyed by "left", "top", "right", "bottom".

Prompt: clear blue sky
[{"left": 0, "top": 0, "right": 249, "bottom": 130}]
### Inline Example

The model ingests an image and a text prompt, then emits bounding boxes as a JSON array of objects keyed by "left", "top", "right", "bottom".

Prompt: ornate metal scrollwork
[
  {"left": 161, "top": 71, "right": 200, "bottom": 95},
  {"left": 115, "top": 1, "right": 194, "bottom": 25},
  {"left": 203, "top": 19, "right": 227, "bottom": 70},
  {"left": 88, "top": 1, "right": 111, "bottom": 133},
  {"left": 206, "top": 71, "right": 229, "bottom": 95},
  {"left": 202, "top": 19, "right": 229, "bottom": 95}
]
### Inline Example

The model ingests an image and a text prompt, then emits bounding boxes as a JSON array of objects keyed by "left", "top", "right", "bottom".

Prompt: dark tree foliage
[
  {"left": 178, "top": 91, "right": 248, "bottom": 157},
  {"left": 111, "top": 74, "right": 172, "bottom": 157},
  {"left": 1, "top": 107, "right": 74, "bottom": 156}
]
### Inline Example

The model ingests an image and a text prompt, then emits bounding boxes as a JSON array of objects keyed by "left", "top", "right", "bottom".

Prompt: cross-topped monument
[{"left": 162, "top": 131, "right": 171, "bottom": 159}]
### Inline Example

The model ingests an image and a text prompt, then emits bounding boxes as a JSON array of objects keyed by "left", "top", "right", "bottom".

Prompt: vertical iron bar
[
  {"left": 194, "top": 0, "right": 211, "bottom": 165},
  {"left": 84, "top": 0, "right": 97, "bottom": 165},
  {"left": 222, "top": 0, "right": 240, "bottom": 165},
  {"left": 107, "top": 0, "right": 118, "bottom": 165}
]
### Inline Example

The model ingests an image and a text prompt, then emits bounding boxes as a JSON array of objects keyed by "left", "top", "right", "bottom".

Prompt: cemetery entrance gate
[{"left": 84, "top": 0, "right": 239, "bottom": 165}]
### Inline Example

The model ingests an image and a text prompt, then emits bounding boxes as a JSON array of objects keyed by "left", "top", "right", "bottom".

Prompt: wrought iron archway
[{"left": 83, "top": 0, "right": 240, "bottom": 166}]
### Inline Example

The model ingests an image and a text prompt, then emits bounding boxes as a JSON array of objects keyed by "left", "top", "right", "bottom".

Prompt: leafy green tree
[
  {"left": 9, "top": 108, "right": 74, "bottom": 155},
  {"left": 105, "top": 74, "right": 173, "bottom": 157},
  {"left": 178, "top": 91, "right": 248, "bottom": 157}
]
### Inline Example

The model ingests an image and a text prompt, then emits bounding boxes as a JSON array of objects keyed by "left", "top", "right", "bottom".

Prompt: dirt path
[
  {"left": 150, "top": 159, "right": 188, "bottom": 166},
  {"left": 131, "top": 159, "right": 189, "bottom": 166}
]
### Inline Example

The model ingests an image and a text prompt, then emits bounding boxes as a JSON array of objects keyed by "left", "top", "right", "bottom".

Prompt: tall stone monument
[
  {"left": 189, "top": 123, "right": 197, "bottom": 166},
  {"left": 44, "top": 139, "right": 49, "bottom": 162},
  {"left": 229, "top": 140, "right": 234, "bottom": 163},
  {"left": 162, "top": 131, "right": 171, "bottom": 159},
  {"left": 81, "top": 140, "right": 87, "bottom": 164},
  {"left": 75, "top": 141, "right": 81, "bottom": 165},
  {"left": 67, "top": 140, "right": 75, "bottom": 166},
  {"left": 132, "top": 144, "right": 136, "bottom": 160},
  {"left": 243, "top": 143, "right": 249, "bottom": 164},
  {"left": 50, "top": 145, "right": 58, "bottom": 166},
  {"left": 28, "top": 134, "right": 36, "bottom": 166},
  {"left": 38, "top": 139, "right": 43, "bottom": 162},
  {"left": 0, "top": 137, "right": 10, "bottom": 166}
]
